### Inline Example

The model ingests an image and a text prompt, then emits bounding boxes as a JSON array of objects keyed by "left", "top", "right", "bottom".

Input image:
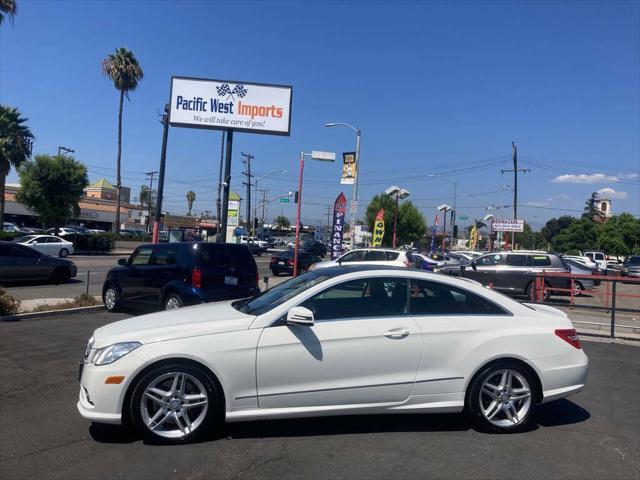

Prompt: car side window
[
  {"left": 151, "top": 245, "right": 177, "bottom": 265},
  {"left": 130, "top": 246, "right": 153, "bottom": 266},
  {"left": 364, "top": 250, "right": 387, "bottom": 261},
  {"left": 476, "top": 254, "right": 503, "bottom": 266},
  {"left": 409, "top": 279, "right": 508, "bottom": 315},
  {"left": 35, "top": 237, "right": 48, "bottom": 243},
  {"left": 300, "top": 277, "right": 408, "bottom": 321},
  {"left": 386, "top": 251, "right": 400, "bottom": 261},
  {"left": 340, "top": 251, "right": 365, "bottom": 263},
  {"left": 47, "top": 237, "right": 61, "bottom": 243},
  {"left": 505, "top": 255, "right": 527, "bottom": 266}
]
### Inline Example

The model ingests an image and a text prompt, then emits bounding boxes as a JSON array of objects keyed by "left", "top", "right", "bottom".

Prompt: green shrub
[{"left": 0, "top": 288, "right": 21, "bottom": 316}]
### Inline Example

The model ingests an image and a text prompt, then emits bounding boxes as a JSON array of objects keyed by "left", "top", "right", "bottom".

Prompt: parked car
[
  {"left": 14, "top": 235, "right": 75, "bottom": 257},
  {"left": 119, "top": 229, "right": 145, "bottom": 239},
  {"left": 270, "top": 250, "right": 320, "bottom": 276},
  {"left": 79, "top": 265, "right": 588, "bottom": 443},
  {"left": 3, "top": 222, "right": 20, "bottom": 233},
  {"left": 45, "top": 227, "right": 78, "bottom": 237},
  {"left": 102, "top": 242, "right": 259, "bottom": 312},
  {"left": 86, "top": 229, "right": 106, "bottom": 234},
  {"left": 0, "top": 240, "right": 77, "bottom": 284},
  {"left": 245, "top": 242, "right": 267, "bottom": 256},
  {"left": 437, "top": 251, "right": 571, "bottom": 301},
  {"left": 301, "top": 240, "right": 327, "bottom": 258},
  {"left": 562, "top": 258, "right": 598, "bottom": 294},
  {"left": 621, "top": 255, "right": 640, "bottom": 278},
  {"left": 584, "top": 251, "right": 607, "bottom": 272},
  {"left": 562, "top": 255, "right": 602, "bottom": 274},
  {"left": 240, "top": 236, "right": 268, "bottom": 249},
  {"left": 310, "top": 248, "right": 411, "bottom": 271},
  {"left": 19, "top": 227, "right": 46, "bottom": 235}
]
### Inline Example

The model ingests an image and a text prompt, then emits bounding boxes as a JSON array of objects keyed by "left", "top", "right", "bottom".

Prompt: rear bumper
[
  {"left": 271, "top": 265, "right": 293, "bottom": 275},
  {"left": 185, "top": 287, "right": 260, "bottom": 305},
  {"left": 535, "top": 349, "right": 589, "bottom": 404}
]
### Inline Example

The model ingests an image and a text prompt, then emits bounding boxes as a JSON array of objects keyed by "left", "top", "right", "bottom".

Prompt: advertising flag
[
  {"left": 430, "top": 214, "right": 438, "bottom": 252},
  {"left": 331, "top": 193, "right": 348, "bottom": 260},
  {"left": 470, "top": 224, "right": 478, "bottom": 250},
  {"left": 372, "top": 209, "right": 385, "bottom": 247},
  {"left": 340, "top": 152, "right": 357, "bottom": 185}
]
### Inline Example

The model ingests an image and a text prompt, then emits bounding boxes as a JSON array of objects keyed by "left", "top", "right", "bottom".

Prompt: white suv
[
  {"left": 310, "top": 248, "right": 411, "bottom": 270},
  {"left": 584, "top": 251, "right": 607, "bottom": 271}
]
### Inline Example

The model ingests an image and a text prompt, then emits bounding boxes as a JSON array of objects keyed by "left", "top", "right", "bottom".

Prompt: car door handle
[{"left": 384, "top": 328, "right": 410, "bottom": 339}]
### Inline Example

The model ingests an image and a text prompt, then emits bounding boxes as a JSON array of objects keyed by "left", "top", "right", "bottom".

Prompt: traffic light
[{"left": 294, "top": 191, "right": 299, "bottom": 203}]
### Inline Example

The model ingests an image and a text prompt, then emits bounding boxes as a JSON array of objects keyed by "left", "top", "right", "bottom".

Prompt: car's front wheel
[
  {"left": 129, "top": 364, "right": 221, "bottom": 444},
  {"left": 59, "top": 248, "right": 69, "bottom": 258},
  {"left": 103, "top": 284, "right": 121, "bottom": 312},
  {"left": 467, "top": 362, "right": 537, "bottom": 433}
]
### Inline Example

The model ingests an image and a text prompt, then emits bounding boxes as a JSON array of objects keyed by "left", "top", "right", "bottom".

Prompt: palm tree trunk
[
  {"left": 0, "top": 167, "right": 7, "bottom": 226},
  {"left": 115, "top": 89, "right": 124, "bottom": 233}
]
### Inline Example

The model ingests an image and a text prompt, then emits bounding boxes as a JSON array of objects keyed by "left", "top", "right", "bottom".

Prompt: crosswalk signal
[{"left": 294, "top": 191, "right": 299, "bottom": 203}]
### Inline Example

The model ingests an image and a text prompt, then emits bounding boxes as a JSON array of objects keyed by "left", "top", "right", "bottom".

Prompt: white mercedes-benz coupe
[{"left": 78, "top": 266, "right": 588, "bottom": 443}]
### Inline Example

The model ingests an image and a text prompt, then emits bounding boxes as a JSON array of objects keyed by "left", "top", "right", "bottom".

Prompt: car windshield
[{"left": 233, "top": 271, "right": 330, "bottom": 315}]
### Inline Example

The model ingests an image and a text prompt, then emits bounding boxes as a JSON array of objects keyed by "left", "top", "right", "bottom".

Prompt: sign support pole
[
  {"left": 153, "top": 104, "right": 170, "bottom": 243},
  {"left": 218, "top": 129, "right": 233, "bottom": 243},
  {"left": 293, "top": 152, "right": 304, "bottom": 276}
]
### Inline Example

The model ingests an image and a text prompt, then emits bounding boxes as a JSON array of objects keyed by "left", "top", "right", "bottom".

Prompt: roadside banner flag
[
  {"left": 372, "top": 209, "right": 385, "bottom": 247},
  {"left": 340, "top": 152, "right": 356, "bottom": 185},
  {"left": 430, "top": 214, "right": 438, "bottom": 252},
  {"left": 470, "top": 224, "right": 478, "bottom": 250},
  {"left": 331, "top": 193, "right": 347, "bottom": 260}
]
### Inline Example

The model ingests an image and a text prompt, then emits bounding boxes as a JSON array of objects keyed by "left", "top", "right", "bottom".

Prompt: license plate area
[{"left": 224, "top": 276, "right": 238, "bottom": 286}]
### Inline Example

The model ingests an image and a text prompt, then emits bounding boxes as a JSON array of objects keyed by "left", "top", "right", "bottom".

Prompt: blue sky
[{"left": 2, "top": 0, "right": 639, "bottom": 229}]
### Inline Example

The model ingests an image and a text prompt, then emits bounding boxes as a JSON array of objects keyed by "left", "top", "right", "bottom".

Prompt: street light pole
[
  {"left": 325, "top": 122, "right": 361, "bottom": 249},
  {"left": 254, "top": 170, "right": 287, "bottom": 236},
  {"left": 428, "top": 173, "right": 457, "bottom": 250}
]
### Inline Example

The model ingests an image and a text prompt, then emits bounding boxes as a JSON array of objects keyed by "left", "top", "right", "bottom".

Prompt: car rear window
[{"left": 196, "top": 244, "right": 256, "bottom": 271}]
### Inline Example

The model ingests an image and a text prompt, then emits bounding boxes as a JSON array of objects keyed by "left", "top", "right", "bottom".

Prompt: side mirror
[
  {"left": 118, "top": 258, "right": 127, "bottom": 266},
  {"left": 286, "top": 306, "right": 315, "bottom": 326}
]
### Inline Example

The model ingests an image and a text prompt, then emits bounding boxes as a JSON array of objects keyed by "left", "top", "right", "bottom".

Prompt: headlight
[
  {"left": 94, "top": 342, "right": 141, "bottom": 366},
  {"left": 84, "top": 336, "right": 95, "bottom": 360}
]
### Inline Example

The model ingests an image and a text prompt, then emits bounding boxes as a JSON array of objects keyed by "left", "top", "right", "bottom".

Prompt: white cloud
[
  {"left": 597, "top": 188, "right": 628, "bottom": 199},
  {"left": 525, "top": 193, "right": 570, "bottom": 208},
  {"left": 551, "top": 173, "right": 620, "bottom": 184}
]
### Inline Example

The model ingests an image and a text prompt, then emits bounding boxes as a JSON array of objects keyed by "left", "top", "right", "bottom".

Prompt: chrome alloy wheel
[
  {"left": 104, "top": 288, "right": 117, "bottom": 310},
  {"left": 479, "top": 369, "right": 532, "bottom": 428},
  {"left": 165, "top": 296, "right": 181, "bottom": 310},
  {"left": 140, "top": 372, "right": 209, "bottom": 439}
]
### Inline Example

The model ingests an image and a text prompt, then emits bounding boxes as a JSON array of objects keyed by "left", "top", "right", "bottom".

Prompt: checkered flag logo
[{"left": 216, "top": 83, "right": 248, "bottom": 101}]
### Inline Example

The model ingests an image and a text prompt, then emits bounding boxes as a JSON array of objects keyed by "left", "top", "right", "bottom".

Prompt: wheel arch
[
  {"left": 463, "top": 356, "right": 544, "bottom": 406},
  {"left": 120, "top": 357, "right": 226, "bottom": 427}
]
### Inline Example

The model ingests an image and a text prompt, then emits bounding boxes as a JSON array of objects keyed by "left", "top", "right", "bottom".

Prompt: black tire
[
  {"left": 50, "top": 267, "right": 70, "bottom": 285},
  {"left": 466, "top": 361, "right": 538, "bottom": 433},
  {"left": 164, "top": 293, "right": 184, "bottom": 310},
  {"left": 573, "top": 281, "right": 584, "bottom": 297},
  {"left": 526, "top": 281, "right": 550, "bottom": 302},
  {"left": 59, "top": 248, "right": 69, "bottom": 258},
  {"left": 103, "top": 284, "right": 122, "bottom": 312},
  {"left": 129, "top": 363, "right": 222, "bottom": 444}
]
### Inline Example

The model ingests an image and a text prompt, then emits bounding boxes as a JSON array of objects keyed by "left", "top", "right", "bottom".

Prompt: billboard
[
  {"left": 341, "top": 152, "right": 356, "bottom": 184},
  {"left": 492, "top": 219, "right": 525, "bottom": 232},
  {"left": 169, "top": 76, "right": 292, "bottom": 136},
  {"left": 227, "top": 200, "right": 240, "bottom": 227},
  {"left": 330, "top": 193, "right": 347, "bottom": 260}
]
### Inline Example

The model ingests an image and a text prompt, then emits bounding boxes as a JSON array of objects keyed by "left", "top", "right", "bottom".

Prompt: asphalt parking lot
[{"left": 1, "top": 311, "right": 638, "bottom": 480}]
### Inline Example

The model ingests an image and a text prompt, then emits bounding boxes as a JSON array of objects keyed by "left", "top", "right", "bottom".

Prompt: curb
[{"left": 1, "top": 304, "right": 105, "bottom": 322}]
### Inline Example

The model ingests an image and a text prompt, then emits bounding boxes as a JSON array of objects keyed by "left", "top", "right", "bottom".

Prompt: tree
[
  {"left": 139, "top": 185, "right": 150, "bottom": 207},
  {"left": 274, "top": 215, "right": 290, "bottom": 229},
  {"left": 16, "top": 154, "right": 88, "bottom": 229},
  {"left": 0, "top": 105, "right": 33, "bottom": 224},
  {"left": 0, "top": 0, "right": 17, "bottom": 25},
  {"left": 101, "top": 47, "right": 143, "bottom": 232},
  {"left": 514, "top": 222, "right": 545, "bottom": 250},
  {"left": 364, "top": 194, "right": 426, "bottom": 247},
  {"left": 541, "top": 215, "right": 575, "bottom": 245},
  {"left": 553, "top": 218, "right": 599, "bottom": 253},
  {"left": 597, "top": 213, "right": 640, "bottom": 256},
  {"left": 186, "top": 190, "right": 196, "bottom": 216},
  {"left": 583, "top": 191, "right": 602, "bottom": 222}
]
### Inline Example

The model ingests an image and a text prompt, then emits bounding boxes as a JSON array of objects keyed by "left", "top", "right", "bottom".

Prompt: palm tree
[
  {"left": 186, "top": 190, "right": 196, "bottom": 216},
  {"left": 101, "top": 47, "right": 143, "bottom": 232},
  {"left": 0, "top": 105, "right": 33, "bottom": 224},
  {"left": 0, "top": 0, "right": 17, "bottom": 25}
]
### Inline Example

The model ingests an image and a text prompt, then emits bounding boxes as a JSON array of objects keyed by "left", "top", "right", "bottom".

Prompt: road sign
[
  {"left": 280, "top": 198, "right": 290, "bottom": 203},
  {"left": 458, "top": 215, "right": 469, "bottom": 221}
]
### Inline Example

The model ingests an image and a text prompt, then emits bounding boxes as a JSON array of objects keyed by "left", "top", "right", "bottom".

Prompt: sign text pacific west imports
[
  {"left": 331, "top": 193, "right": 347, "bottom": 260},
  {"left": 169, "top": 76, "right": 292, "bottom": 136},
  {"left": 492, "top": 219, "right": 525, "bottom": 232}
]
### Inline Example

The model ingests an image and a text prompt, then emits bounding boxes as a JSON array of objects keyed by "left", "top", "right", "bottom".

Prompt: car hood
[{"left": 92, "top": 300, "right": 255, "bottom": 347}]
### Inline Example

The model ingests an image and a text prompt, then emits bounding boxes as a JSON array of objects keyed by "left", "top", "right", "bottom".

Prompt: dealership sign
[
  {"left": 331, "top": 193, "right": 347, "bottom": 260},
  {"left": 492, "top": 219, "right": 525, "bottom": 232},
  {"left": 169, "top": 76, "right": 292, "bottom": 136}
]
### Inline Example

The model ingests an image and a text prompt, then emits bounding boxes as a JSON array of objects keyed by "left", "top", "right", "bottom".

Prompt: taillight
[
  {"left": 286, "top": 259, "right": 293, "bottom": 266},
  {"left": 270, "top": 257, "right": 278, "bottom": 264},
  {"left": 555, "top": 328, "right": 581, "bottom": 349},
  {"left": 191, "top": 267, "right": 202, "bottom": 289}
]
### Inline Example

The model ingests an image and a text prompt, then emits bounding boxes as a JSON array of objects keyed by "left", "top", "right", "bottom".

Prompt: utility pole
[
  {"left": 260, "top": 189, "right": 268, "bottom": 229},
  {"left": 216, "top": 131, "right": 225, "bottom": 241},
  {"left": 153, "top": 104, "right": 170, "bottom": 243},
  {"left": 241, "top": 152, "right": 254, "bottom": 236},
  {"left": 501, "top": 142, "right": 530, "bottom": 248},
  {"left": 325, "top": 205, "right": 332, "bottom": 238},
  {"left": 144, "top": 171, "right": 158, "bottom": 237}
]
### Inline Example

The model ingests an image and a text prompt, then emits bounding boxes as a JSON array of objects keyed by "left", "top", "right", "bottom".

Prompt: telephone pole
[
  {"left": 325, "top": 205, "right": 332, "bottom": 238},
  {"left": 145, "top": 171, "right": 158, "bottom": 236},
  {"left": 241, "top": 152, "right": 254, "bottom": 235},
  {"left": 501, "top": 142, "right": 530, "bottom": 247}
]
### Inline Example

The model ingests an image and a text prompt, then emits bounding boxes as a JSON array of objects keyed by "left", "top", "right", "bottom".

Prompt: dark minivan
[{"left": 102, "top": 242, "right": 260, "bottom": 312}]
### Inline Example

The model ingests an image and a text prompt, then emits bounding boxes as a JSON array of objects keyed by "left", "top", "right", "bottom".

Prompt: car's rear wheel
[
  {"left": 59, "top": 248, "right": 69, "bottom": 258},
  {"left": 572, "top": 281, "right": 584, "bottom": 297},
  {"left": 130, "top": 363, "right": 221, "bottom": 444},
  {"left": 467, "top": 362, "right": 537, "bottom": 433},
  {"left": 526, "top": 281, "right": 550, "bottom": 302},
  {"left": 164, "top": 293, "right": 183, "bottom": 310},
  {"left": 50, "top": 267, "right": 70, "bottom": 285},
  {"left": 103, "top": 284, "right": 121, "bottom": 312}
]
